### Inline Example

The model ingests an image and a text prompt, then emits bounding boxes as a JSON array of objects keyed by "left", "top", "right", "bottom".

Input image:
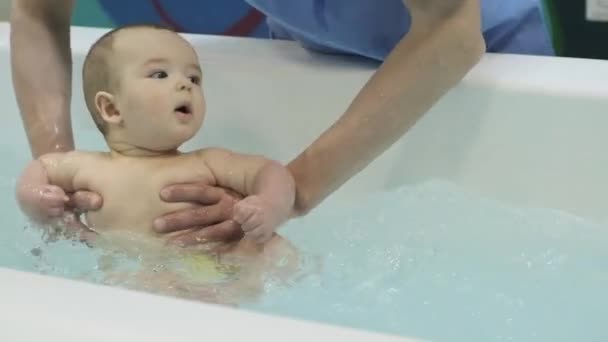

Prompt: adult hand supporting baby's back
[{"left": 153, "top": 183, "right": 244, "bottom": 246}]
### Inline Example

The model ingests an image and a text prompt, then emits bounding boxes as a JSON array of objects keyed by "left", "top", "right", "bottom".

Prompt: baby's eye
[
  {"left": 149, "top": 71, "right": 168, "bottom": 79},
  {"left": 189, "top": 75, "right": 201, "bottom": 85}
]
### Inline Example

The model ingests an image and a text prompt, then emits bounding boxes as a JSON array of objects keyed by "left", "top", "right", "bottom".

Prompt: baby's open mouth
[{"left": 175, "top": 104, "right": 192, "bottom": 115}]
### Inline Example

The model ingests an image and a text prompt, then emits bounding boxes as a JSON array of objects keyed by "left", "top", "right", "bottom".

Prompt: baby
[
  {"left": 17, "top": 24, "right": 295, "bottom": 242},
  {"left": 15, "top": 24, "right": 298, "bottom": 300}
]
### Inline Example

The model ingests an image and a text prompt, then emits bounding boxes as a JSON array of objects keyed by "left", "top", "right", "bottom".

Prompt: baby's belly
[{"left": 84, "top": 197, "right": 198, "bottom": 238}]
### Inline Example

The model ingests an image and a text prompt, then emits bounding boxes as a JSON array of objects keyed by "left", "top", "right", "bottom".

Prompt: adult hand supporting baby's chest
[{"left": 152, "top": 182, "right": 244, "bottom": 246}]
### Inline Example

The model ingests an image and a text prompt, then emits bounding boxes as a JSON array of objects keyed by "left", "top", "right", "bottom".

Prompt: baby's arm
[
  {"left": 199, "top": 148, "right": 295, "bottom": 243},
  {"left": 16, "top": 151, "right": 86, "bottom": 223}
]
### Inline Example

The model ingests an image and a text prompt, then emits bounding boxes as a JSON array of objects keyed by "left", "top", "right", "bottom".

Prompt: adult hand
[{"left": 153, "top": 183, "right": 244, "bottom": 246}]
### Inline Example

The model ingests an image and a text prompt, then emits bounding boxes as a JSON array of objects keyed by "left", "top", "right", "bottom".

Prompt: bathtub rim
[{"left": 0, "top": 266, "right": 422, "bottom": 342}]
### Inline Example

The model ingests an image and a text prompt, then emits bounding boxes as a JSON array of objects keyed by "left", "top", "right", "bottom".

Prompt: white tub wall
[
  {"left": 4, "top": 22, "right": 608, "bottom": 224},
  {"left": 190, "top": 41, "right": 608, "bottom": 225}
]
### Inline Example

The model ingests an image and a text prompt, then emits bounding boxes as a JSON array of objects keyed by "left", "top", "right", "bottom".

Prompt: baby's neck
[{"left": 107, "top": 141, "right": 180, "bottom": 158}]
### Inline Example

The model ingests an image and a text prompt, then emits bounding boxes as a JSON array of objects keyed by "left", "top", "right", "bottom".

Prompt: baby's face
[{"left": 110, "top": 28, "right": 206, "bottom": 151}]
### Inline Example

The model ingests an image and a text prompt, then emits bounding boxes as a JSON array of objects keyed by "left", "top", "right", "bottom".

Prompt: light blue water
[{"left": 2, "top": 172, "right": 607, "bottom": 341}]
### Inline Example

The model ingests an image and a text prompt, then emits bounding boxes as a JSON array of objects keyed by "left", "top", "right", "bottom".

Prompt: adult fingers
[
  {"left": 167, "top": 220, "right": 243, "bottom": 247},
  {"left": 154, "top": 193, "right": 236, "bottom": 233},
  {"left": 160, "top": 183, "right": 226, "bottom": 204}
]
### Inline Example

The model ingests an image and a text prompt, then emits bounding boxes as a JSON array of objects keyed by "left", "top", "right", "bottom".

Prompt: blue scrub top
[{"left": 244, "top": 0, "right": 554, "bottom": 60}]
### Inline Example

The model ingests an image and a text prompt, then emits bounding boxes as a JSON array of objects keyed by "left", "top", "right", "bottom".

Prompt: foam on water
[{"left": 2, "top": 179, "right": 608, "bottom": 341}]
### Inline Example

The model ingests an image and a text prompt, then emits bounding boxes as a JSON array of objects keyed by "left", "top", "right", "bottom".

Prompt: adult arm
[
  {"left": 287, "top": 0, "right": 486, "bottom": 215},
  {"left": 157, "top": 0, "right": 486, "bottom": 244},
  {"left": 11, "top": 0, "right": 76, "bottom": 157},
  {"left": 11, "top": 0, "right": 104, "bottom": 221}
]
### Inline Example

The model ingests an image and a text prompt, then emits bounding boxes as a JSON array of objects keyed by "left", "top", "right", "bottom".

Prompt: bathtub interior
[{"left": 2, "top": 23, "right": 608, "bottom": 341}]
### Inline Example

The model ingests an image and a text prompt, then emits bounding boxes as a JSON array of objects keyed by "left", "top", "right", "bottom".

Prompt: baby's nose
[{"left": 177, "top": 79, "right": 191, "bottom": 91}]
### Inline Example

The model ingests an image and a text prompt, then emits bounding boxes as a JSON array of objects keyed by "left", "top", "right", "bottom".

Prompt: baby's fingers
[{"left": 233, "top": 203, "right": 255, "bottom": 226}]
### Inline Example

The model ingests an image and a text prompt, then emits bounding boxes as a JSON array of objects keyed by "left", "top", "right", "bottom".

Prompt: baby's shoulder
[
  {"left": 187, "top": 147, "right": 236, "bottom": 162},
  {"left": 56, "top": 151, "right": 112, "bottom": 189},
  {"left": 69, "top": 150, "right": 111, "bottom": 165},
  {"left": 39, "top": 150, "right": 108, "bottom": 167}
]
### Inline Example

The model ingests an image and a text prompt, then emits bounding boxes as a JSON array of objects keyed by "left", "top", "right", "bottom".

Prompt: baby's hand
[
  {"left": 17, "top": 184, "right": 69, "bottom": 223},
  {"left": 233, "top": 195, "right": 285, "bottom": 244}
]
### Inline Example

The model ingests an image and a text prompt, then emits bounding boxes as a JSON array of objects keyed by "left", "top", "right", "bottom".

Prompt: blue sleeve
[{"left": 245, "top": 0, "right": 554, "bottom": 59}]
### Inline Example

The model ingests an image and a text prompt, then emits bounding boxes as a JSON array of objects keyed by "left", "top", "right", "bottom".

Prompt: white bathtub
[{"left": 1, "top": 22, "right": 608, "bottom": 341}]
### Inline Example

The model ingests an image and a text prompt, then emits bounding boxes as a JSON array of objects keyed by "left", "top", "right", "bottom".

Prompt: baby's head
[{"left": 82, "top": 24, "right": 205, "bottom": 153}]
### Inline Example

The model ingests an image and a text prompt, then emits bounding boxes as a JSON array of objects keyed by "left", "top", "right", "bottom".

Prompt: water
[
  {"left": 2, "top": 175, "right": 608, "bottom": 341},
  {"left": 246, "top": 182, "right": 608, "bottom": 341}
]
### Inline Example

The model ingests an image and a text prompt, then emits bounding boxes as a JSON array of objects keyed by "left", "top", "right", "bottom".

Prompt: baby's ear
[{"left": 95, "top": 91, "right": 122, "bottom": 125}]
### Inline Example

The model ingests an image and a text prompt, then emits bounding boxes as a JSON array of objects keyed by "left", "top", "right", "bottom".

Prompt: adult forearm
[
  {"left": 10, "top": 1, "right": 74, "bottom": 158},
  {"left": 288, "top": 0, "right": 485, "bottom": 215}
]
